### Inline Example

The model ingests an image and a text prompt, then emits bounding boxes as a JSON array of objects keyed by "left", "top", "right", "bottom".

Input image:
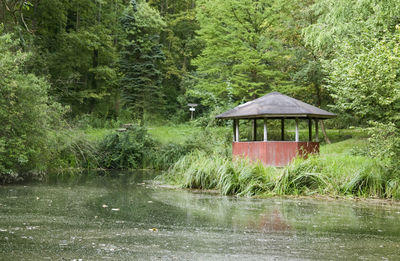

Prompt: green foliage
[
  {"left": 48, "top": 129, "right": 99, "bottom": 171},
  {"left": 148, "top": 123, "right": 232, "bottom": 169},
  {"left": 119, "top": 0, "right": 166, "bottom": 123},
  {"left": 158, "top": 2, "right": 201, "bottom": 118},
  {"left": 24, "top": 0, "right": 124, "bottom": 117},
  {"left": 303, "top": 0, "right": 400, "bottom": 160},
  {"left": 72, "top": 114, "right": 123, "bottom": 129},
  {"left": 162, "top": 138, "right": 400, "bottom": 199},
  {"left": 303, "top": 0, "right": 400, "bottom": 57},
  {"left": 192, "top": 0, "right": 290, "bottom": 106},
  {"left": 367, "top": 122, "right": 400, "bottom": 177},
  {"left": 98, "top": 125, "right": 156, "bottom": 169},
  {"left": 163, "top": 150, "right": 274, "bottom": 196},
  {"left": 148, "top": 143, "right": 193, "bottom": 170},
  {"left": 327, "top": 31, "right": 400, "bottom": 124},
  {"left": 0, "top": 32, "right": 65, "bottom": 182}
]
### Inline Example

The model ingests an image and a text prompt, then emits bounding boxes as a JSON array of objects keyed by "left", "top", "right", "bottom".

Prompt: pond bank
[{"left": 153, "top": 182, "right": 400, "bottom": 206}]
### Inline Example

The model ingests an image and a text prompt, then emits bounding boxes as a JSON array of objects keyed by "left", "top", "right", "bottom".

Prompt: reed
[{"left": 162, "top": 142, "right": 400, "bottom": 199}]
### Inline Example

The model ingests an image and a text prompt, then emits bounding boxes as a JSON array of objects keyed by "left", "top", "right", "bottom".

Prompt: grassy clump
[
  {"left": 162, "top": 151, "right": 275, "bottom": 196},
  {"left": 97, "top": 125, "right": 157, "bottom": 169},
  {"left": 161, "top": 139, "right": 400, "bottom": 199},
  {"left": 48, "top": 129, "right": 99, "bottom": 171}
]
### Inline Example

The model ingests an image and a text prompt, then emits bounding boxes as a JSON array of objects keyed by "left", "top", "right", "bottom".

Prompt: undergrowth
[{"left": 160, "top": 149, "right": 400, "bottom": 199}]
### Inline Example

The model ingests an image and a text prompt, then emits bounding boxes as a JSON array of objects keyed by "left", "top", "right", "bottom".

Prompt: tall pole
[
  {"left": 281, "top": 119, "right": 285, "bottom": 141},
  {"left": 235, "top": 119, "right": 240, "bottom": 142},
  {"left": 308, "top": 118, "right": 312, "bottom": 142},
  {"left": 295, "top": 118, "right": 299, "bottom": 142},
  {"left": 232, "top": 120, "right": 236, "bottom": 142},
  {"left": 252, "top": 119, "right": 257, "bottom": 141},
  {"left": 315, "top": 119, "right": 319, "bottom": 142},
  {"left": 263, "top": 118, "right": 268, "bottom": 141}
]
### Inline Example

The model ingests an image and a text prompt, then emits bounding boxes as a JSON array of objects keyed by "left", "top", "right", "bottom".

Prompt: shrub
[
  {"left": 97, "top": 125, "right": 156, "bottom": 169},
  {"left": 0, "top": 32, "right": 65, "bottom": 183},
  {"left": 146, "top": 143, "right": 194, "bottom": 170},
  {"left": 367, "top": 122, "right": 400, "bottom": 178},
  {"left": 48, "top": 129, "right": 99, "bottom": 171}
]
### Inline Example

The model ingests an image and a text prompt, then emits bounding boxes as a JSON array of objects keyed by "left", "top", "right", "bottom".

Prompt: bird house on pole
[{"left": 215, "top": 92, "right": 336, "bottom": 166}]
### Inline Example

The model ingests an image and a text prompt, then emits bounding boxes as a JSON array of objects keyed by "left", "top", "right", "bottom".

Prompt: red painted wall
[{"left": 232, "top": 141, "right": 319, "bottom": 167}]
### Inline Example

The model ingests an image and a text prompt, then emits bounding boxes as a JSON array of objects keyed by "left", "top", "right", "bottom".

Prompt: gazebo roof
[{"left": 215, "top": 92, "right": 336, "bottom": 119}]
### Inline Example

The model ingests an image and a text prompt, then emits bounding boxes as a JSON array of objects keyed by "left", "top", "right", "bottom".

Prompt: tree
[
  {"left": 192, "top": 0, "right": 290, "bottom": 107},
  {"left": 0, "top": 31, "right": 64, "bottom": 179},
  {"left": 119, "top": 0, "right": 166, "bottom": 124},
  {"left": 0, "top": 0, "right": 126, "bottom": 118},
  {"left": 303, "top": 0, "right": 400, "bottom": 58},
  {"left": 149, "top": 0, "right": 201, "bottom": 119},
  {"left": 303, "top": 0, "right": 400, "bottom": 124},
  {"left": 302, "top": 0, "right": 400, "bottom": 167},
  {"left": 327, "top": 32, "right": 400, "bottom": 125},
  {"left": 270, "top": 0, "right": 333, "bottom": 142}
]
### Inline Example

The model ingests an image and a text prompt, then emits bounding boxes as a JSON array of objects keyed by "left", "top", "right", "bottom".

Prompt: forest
[{"left": 0, "top": 0, "right": 399, "bottom": 197}]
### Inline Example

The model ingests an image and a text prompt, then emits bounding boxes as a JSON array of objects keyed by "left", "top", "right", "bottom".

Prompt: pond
[{"left": 0, "top": 171, "right": 400, "bottom": 260}]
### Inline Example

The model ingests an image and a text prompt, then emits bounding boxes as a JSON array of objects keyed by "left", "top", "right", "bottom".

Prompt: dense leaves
[
  {"left": 119, "top": 0, "right": 165, "bottom": 123},
  {"left": 98, "top": 125, "right": 156, "bottom": 169},
  {"left": 1, "top": 0, "right": 399, "bottom": 180},
  {"left": 192, "top": 0, "right": 289, "bottom": 106},
  {"left": 303, "top": 0, "right": 400, "bottom": 170},
  {"left": 0, "top": 32, "right": 64, "bottom": 180}
]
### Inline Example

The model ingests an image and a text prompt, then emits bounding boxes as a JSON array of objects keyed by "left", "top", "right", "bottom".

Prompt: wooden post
[
  {"left": 235, "top": 119, "right": 239, "bottom": 142},
  {"left": 252, "top": 119, "right": 257, "bottom": 141},
  {"left": 295, "top": 118, "right": 299, "bottom": 142},
  {"left": 281, "top": 119, "right": 285, "bottom": 141},
  {"left": 315, "top": 119, "right": 319, "bottom": 142},
  {"left": 233, "top": 120, "right": 236, "bottom": 142},
  {"left": 308, "top": 118, "right": 312, "bottom": 142},
  {"left": 263, "top": 118, "right": 268, "bottom": 141}
]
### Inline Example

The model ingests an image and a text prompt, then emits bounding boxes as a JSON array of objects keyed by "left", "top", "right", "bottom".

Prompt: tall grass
[
  {"left": 161, "top": 146, "right": 400, "bottom": 199},
  {"left": 48, "top": 129, "right": 99, "bottom": 171},
  {"left": 161, "top": 150, "right": 276, "bottom": 196}
]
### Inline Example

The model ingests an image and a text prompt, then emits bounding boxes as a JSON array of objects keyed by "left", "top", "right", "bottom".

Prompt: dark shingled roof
[{"left": 215, "top": 92, "right": 336, "bottom": 119}]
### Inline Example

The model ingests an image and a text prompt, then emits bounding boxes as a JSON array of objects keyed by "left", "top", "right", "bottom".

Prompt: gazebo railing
[{"left": 233, "top": 118, "right": 320, "bottom": 143}]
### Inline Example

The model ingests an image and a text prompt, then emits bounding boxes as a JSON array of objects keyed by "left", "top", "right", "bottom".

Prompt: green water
[{"left": 1, "top": 171, "right": 400, "bottom": 260}]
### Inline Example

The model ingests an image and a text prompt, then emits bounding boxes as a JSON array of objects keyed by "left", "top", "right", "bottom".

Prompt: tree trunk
[
  {"left": 320, "top": 120, "right": 331, "bottom": 144},
  {"left": 182, "top": 55, "right": 187, "bottom": 72},
  {"left": 138, "top": 106, "right": 144, "bottom": 126},
  {"left": 91, "top": 49, "right": 99, "bottom": 89},
  {"left": 314, "top": 82, "right": 331, "bottom": 144}
]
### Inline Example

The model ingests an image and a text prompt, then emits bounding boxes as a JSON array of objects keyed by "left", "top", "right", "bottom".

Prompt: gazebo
[{"left": 215, "top": 92, "right": 336, "bottom": 166}]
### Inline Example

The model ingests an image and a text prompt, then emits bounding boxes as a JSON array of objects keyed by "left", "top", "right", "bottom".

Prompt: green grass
[
  {"left": 160, "top": 135, "right": 400, "bottom": 199},
  {"left": 320, "top": 137, "right": 368, "bottom": 156},
  {"left": 147, "top": 124, "right": 203, "bottom": 144},
  {"left": 77, "top": 124, "right": 400, "bottom": 200},
  {"left": 83, "top": 128, "right": 114, "bottom": 142},
  {"left": 82, "top": 124, "right": 203, "bottom": 144}
]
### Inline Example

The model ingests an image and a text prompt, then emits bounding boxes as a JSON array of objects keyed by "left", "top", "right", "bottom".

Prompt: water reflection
[{"left": 0, "top": 170, "right": 400, "bottom": 260}]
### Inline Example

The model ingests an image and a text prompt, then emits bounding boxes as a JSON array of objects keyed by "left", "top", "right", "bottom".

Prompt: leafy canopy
[{"left": 192, "top": 0, "right": 289, "bottom": 106}]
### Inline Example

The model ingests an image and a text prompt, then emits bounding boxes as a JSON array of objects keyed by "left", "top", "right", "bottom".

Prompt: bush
[
  {"left": 0, "top": 32, "right": 65, "bottom": 183},
  {"left": 147, "top": 143, "right": 194, "bottom": 170},
  {"left": 367, "top": 122, "right": 400, "bottom": 178},
  {"left": 97, "top": 125, "right": 156, "bottom": 169},
  {"left": 48, "top": 129, "right": 99, "bottom": 171}
]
